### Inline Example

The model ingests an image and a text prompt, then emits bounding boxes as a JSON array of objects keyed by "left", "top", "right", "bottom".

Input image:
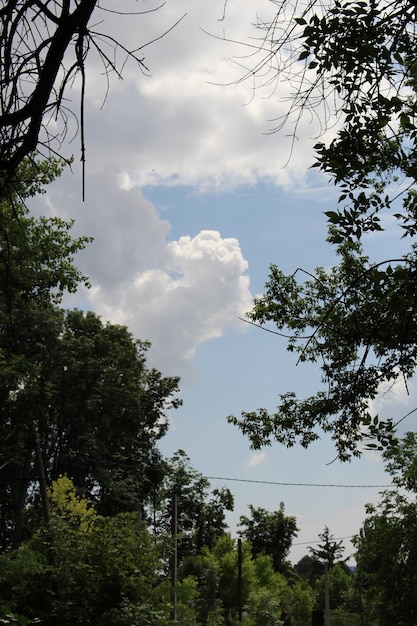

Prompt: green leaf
[
  {"left": 324, "top": 210, "right": 341, "bottom": 224},
  {"left": 298, "top": 49, "right": 310, "bottom": 61}
]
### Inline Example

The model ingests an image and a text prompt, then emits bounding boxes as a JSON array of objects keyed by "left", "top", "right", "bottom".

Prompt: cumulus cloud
[
  {"left": 59, "top": 0, "right": 332, "bottom": 191},
  {"left": 33, "top": 166, "right": 252, "bottom": 377},
  {"left": 91, "top": 228, "right": 252, "bottom": 375}
]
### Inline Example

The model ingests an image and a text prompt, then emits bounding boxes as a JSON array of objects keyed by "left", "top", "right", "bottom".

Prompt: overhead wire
[{"left": 205, "top": 475, "right": 394, "bottom": 489}]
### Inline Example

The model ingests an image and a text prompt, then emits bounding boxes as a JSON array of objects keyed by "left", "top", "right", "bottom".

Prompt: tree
[
  {"left": 295, "top": 554, "right": 324, "bottom": 587},
  {"left": 309, "top": 526, "right": 346, "bottom": 569},
  {"left": 0, "top": 158, "right": 91, "bottom": 549},
  {"left": 242, "top": 587, "right": 283, "bottom": 626},
  {"left": 178, "top": 548, "right": 225, "bottom": 626},
  {"left": 154, "top": 451, "right": 233, "bottom": 563},
  {"left": 2, "top": 307, "right": 181, "bottom": 548},
  {"left": 41, "top": 309, "right": 181, "bottom": 517},
  {"left": 353, "top": 432, "right": 417, "bottom": 625},
  {"left": 382, "top": 430, "right": 417, "bottom": 491},
  {"left": 228, "top": 0, "right": 417, "bottom": 459},
  {"left": 0, "top": 477, "right": 165, "bottom": 626},
  {"left": 314, "top": 564, "right": 356, "bottom": 618},
  {"left": 355, "top": 496, "right": 417, "bottom": 626},
  {"left": 238, "top": 503, "right": 298, "bottom": 572},
  {"left": 0, "top": 1, "right": 182, "bottom": 195},
  {"left": 0, "top": 159, "right": 181, "bottom": 549},
  {"left": 211, "top": 534, "right": 258, "bottom": 624},
  {"left": 244, "top": 553, "right": 313, "bottom": 626},
  {"left": 299, "top": 530, "right": 357, "bottom": 623}
]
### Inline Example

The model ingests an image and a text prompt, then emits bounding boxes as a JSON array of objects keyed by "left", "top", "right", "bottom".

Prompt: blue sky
[{"left": 30, "top": 0, "right": 414, "bottom": 563}]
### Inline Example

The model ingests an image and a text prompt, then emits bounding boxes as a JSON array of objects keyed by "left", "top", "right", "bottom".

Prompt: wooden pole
[
  {"left": 171, "top": 494, "right": 178, "bottom": 623},
  {"left": 34, "top": 428, "right": 50, "bottom": 525},
  {"left": 324, "top": 561, "right": 330, "bottom": 626},
  {"left": 238, "top": 538, "right": 243, "bottom": 622}
]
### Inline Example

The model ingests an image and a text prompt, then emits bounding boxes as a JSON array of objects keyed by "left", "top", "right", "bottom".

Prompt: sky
[{"left": 29, "top": 0, "right": 416, "bottom": 564}]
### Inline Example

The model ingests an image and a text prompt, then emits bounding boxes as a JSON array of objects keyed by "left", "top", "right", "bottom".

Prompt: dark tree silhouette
[{"left": 309, "top": 526, "right": 346, "bottom": 568}]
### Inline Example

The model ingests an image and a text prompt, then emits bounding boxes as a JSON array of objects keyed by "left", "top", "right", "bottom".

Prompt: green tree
[
  {"left": 177, "top": 534, "right": 313, "bottom": 626},
  {"left": 354, "top": 433, "right": 417, "bottom": 625},
  {"left": 287, "top": 581, "right": 314, "bottom": 626},
  {"left": 3, "top": 307, "right": 181, "bottom": 547},
  {"left": 355, "top": 493, "right": 417, "bottom": 626},
  {"left": 295, "top": 554, "right": 323, "bottom": 587},
  {"left": 382, "top": 430, "right": 417, "bottom": 491},
  {"left": 309, "top": 526, "right": 346, "bottom": 569},
  {"left": 238, "top": 549, "right": 313, "bottom": 626},
  {"left": 315, "top": 564, "right": 354, "bottom": 612},
  {"left": 238, "top": 503, "right": 298, "bottom": 573},
  {"left": 229, "top": 0, "right": 417, "bottom": 459},
  {"left": 179, "top": 547, "right": 225, "bottom": 626},
  {"left": 42, "top": 309, "right": 181, "bottom": 517},
  {"left": 0, "top": 159, "right": 181, "bottom": 549},
  {"left": 0, "top": 159, "right": 91, "bottom": 549},
  {"left": 0, "top": 477, "right": 164, "bottom": 626},
  {"left": 155, "top": 450, "right": 233, "bottom": 560},
  {"left": 242, "top": 587, "right": 283, "bottom": 626}
]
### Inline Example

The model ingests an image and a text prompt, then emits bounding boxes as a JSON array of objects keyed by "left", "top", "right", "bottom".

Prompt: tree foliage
[
  {"left": 354, "top": 433, "right": 417, "bottom": 625},
  {"left": 309, "top": 526, "right": 346, "bottom": 568},
  {"left": 314, "top": 564, "right": 355, "bottom": 615},
  {"left": 0, "top": 160, "right": 181, "bottom": 549},
  {"left": 238, "top": 503, "right": 298, "bottom": 572},
  {"left": 0, "top": 159, "right": 90, "bottom": 549},
  {"left": 1, "top": 304, "right": 181, "bottom": 548},
  {"left": 229, "top": 0, "right": 417, "bottom": 459},
  {"left": 42, "top": 309, "right": 181, "bottom": 516},
  {"left": 0, "top": 478, "right": 164, "bottom": 626},
  {"left": 154, "top": 450, "right": 234, "bottom": 565},
  {"left": 295, "top": 554, "right": 324, "bottom": 587}
]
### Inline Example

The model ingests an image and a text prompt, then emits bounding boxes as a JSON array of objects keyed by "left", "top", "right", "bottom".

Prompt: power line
[
  {"left": 292, "top": 535, "right": 355, "bottom": 547},
  {"left": 205, "top": 476, "right": 394, "bottom": 489}
]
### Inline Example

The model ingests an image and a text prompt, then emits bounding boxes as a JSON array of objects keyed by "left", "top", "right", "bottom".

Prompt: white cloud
[
  {"left": 33, "top": 166, "right": 252, "bottom": 377},
  {"left": 367, "top": 374, "right": 416, "bottom": 438},
  {"left": 91, "top": 228, "right": 252, "bottom": 375},
  {"left": 58, "top": 0, "right": 333, "bottom": 191},
  {"left": 247, "top": 452, "right": 267, "bottom": 468}
]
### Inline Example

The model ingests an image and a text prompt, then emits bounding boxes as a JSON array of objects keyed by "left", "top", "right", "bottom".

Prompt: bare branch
[{"left": 0, "top": 0, "right": 175, "bottom": 195}]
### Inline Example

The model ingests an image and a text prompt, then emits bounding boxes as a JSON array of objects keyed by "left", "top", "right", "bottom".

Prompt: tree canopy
[
  {"left": 354, "top": 433, "right": 417, "bottom": 625},
  {"left": 238, "top": 503, "right": 298, "bottom": 573},
  {"left": 229, "top": 0, "right": 417, "bottom": 459},
  {"left": 0, "top": 160, "right": 181, "bottom": 549},
  {"left": 308, "top": 526, "right": 346, "bottom": 569},
  {"left": 156, "top": 450, "right": 234, "bottom": 554},
  {"left": 0, "top": 477, "right": 163, "bottom": 626}
]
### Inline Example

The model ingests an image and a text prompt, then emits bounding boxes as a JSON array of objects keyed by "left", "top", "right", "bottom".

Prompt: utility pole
[
  {"left": 34, "top": 427, "right": 50, "bottom": 526},
  {"left": 324, "top": 561, "right": 330, "bottom": 626},
  {"left": 171, "top": 493, "right": 178, "bottom": 624},
  {"left": 238, "top": 538, "right": 243, "bottom": 622},
  {"left": 34, "top": 426, "right": 58, "bottom": 578}
]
